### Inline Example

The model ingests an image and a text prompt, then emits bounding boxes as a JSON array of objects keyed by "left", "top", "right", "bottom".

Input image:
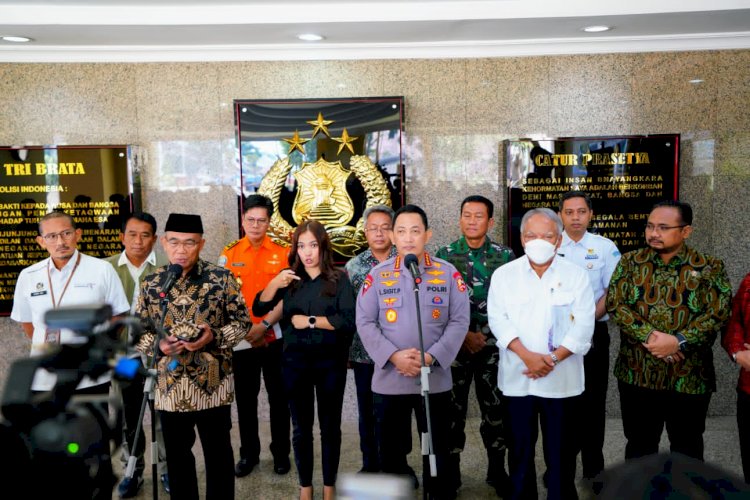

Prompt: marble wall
[{"left": 0, "top": 49, "right": 748, "bottom": 417}]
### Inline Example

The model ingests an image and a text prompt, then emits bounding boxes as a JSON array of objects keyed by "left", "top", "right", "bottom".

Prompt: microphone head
[
  {"left": 404, "top": 254, "right": 419, "bottom": 269},
  {"left": 167, "top": 263, "right": 183, "bottom": 275}
]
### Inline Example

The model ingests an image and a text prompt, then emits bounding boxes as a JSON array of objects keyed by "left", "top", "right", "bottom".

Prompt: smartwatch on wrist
[
  {"left": 261, "top": 319, "right": 272, "bottom": 330},
  {"left": 308, "top": 316, "right": 316, "bottom": 329}
]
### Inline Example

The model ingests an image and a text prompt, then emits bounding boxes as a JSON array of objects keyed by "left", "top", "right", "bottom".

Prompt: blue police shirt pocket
[
  {"left": 379, "top": 293, "right": 402, "bottom": 325},
  {"left": 424, "top": 293, "right": 449, "bottom": 325}
]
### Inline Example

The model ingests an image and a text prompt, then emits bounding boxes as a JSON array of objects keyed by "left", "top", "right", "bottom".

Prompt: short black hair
[
  {"left": 122, "top": 212, "right": 157, "bottom": 234},
  {"left": 652, "top": 200, "right": 693, "bottom": 225},
  {"left": 461, "top": 195, "right": 494, "bottom": 218},
  {"left": 394, "top": 204, "right": 429, "bottom": 230},
  {"left": 559, "top": 191, "right": 592, "bottom": 211},
  {"left": 39, "top": 210, "right": 76, "bottom": 235},
  {"left": 243, "top": 194, "right": 274, "bottom": 218}
]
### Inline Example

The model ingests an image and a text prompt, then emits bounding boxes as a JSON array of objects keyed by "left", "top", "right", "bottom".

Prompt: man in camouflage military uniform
[{"left": 435, "top": 195, "right": 515, "bottom": 496}]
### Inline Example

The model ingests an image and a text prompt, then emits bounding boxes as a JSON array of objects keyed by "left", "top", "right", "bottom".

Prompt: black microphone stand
[
  {"left": 124, "top": 291, "right": 171, "bottom": 500},
  {"left": 408, "top": 269, "right": 437, "bottom": 500}
]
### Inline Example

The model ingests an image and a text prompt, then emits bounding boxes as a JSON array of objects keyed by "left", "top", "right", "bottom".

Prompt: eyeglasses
[
  {"left": 645, "top": 224, "right": 687, "bottom": 232},
  {"left": 243, "top": 217, "right": 269, "bottom": 226},
  {"left": 365, "top": 225, "right": 392, "bottom": 234},
  {"left": 166, "top": 239, "right": 200, "bottom": 250},
  {"left": 42, "top": 229, "right": 76, "bottom": 242}
]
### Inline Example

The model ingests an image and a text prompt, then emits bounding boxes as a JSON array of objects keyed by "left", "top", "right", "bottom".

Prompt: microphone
[
  {"left": 404, "top": 254, "right": 421, "bottom": 284},
  {"left": 159, "top": 263, "right": 183, "bottom": 298}
]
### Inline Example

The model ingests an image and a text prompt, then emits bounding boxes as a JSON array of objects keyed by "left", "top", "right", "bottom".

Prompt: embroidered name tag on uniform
[{"left": 232, "top": 262, "right": 245, "bottom": 266}]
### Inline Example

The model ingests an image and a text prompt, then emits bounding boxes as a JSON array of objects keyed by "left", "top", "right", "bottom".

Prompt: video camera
[{"left": 0, "top": 304, "right": 141, "bottom": 500}]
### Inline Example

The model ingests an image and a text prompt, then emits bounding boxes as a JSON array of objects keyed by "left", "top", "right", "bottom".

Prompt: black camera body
[{"left": 0, "top": 304, "right": 128, "bottom": 500}]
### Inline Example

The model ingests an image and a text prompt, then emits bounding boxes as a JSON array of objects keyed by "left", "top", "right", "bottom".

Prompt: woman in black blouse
[{"left": 253, "top": 220, "right": 355, "bottom": 500}]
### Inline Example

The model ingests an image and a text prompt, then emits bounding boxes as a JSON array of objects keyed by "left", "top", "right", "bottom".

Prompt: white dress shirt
[
  {"left": 11, "top": 250, "right": 130, "bottom": 390},
  {"left": 558, "top": 231, "right": 621, "bottom": 321},
  {"left": 487, "top": 255, "right": 595, "bottom": 398}
]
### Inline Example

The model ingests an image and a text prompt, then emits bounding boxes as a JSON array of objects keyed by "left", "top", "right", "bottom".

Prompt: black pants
[
  {"left": 233, "top": 341, "right": 290, "bottom": 462},
  {"left": 374, "top": 391, "right": 453, "bottom": 499},
  {"left": 504, "top": 395, "right": 579, "bottom": 500},
  {"left": 738, "top": 389, "right": 750, "bottom": 483},
  {"left": 159, "top": 405, "right": 234, "bottom": 500},
  {"left": 579, "top": 321, "right": 610, "bottom": 478},
  {"left": 352, "top": 361, "right": 379, "bottom": 471},
  {"left": 283, "top": 350, "right": 347, "bottom": 487},
  {"left": 618, "top": 381, "right": 711, "bottom": 461}
]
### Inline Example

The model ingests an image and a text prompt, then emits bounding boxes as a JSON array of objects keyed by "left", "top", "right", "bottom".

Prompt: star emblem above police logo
[{"left": 255, "top": 112, "right": 393, "bottom": 258}]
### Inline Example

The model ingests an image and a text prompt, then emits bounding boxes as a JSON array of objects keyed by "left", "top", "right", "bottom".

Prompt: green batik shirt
[
  {"left": 435, "top": 236, "right": 515, "bottom": 345},
  {"left": 607, "top": 245, "right": 732, "bottom": 394}
]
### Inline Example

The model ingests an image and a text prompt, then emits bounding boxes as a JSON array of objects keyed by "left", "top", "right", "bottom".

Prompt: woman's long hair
[{"left": 287, "top": 219, "right": 339, "bottom": 296}]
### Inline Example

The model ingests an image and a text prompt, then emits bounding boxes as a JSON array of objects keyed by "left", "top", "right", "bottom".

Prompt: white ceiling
[{"left": 0, "top": 0, "right": 749, "bottom": 62}]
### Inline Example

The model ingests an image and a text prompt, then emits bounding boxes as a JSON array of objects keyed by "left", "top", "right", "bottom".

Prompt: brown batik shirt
[{"left": 136, "top": 259, "right": 250, "bottom": 411}]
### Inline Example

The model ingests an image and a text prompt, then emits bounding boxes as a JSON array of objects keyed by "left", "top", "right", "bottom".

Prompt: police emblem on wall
[{"left": 235, "top": 98, "right": 405, "bottom": 260}]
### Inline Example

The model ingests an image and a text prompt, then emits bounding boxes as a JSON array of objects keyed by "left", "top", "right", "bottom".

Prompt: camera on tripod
[{"left": 0, "top": 304, "right": 136, "bottom": 500}]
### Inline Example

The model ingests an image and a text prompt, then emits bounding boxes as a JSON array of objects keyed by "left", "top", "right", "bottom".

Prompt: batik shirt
[
  {"left": 436, "top": 236, "right": 515, "bottom": 345},
  {"left": 345, "top": 245, "right": 398, "bottom": 363},
  {"left": 607, "top": 245, "right": 732, "bottom": 394},
  {"left": 136, "top": 259, "right": 250, "bottom": 411}
]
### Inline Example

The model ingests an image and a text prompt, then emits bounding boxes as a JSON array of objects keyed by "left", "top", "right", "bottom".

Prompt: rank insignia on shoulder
[
  {"left": 432, "top": 308, "right": 441, "bottom": 319},
  {"left": 453, "top": 272, "right": 467, "bottom": 292},
  {"left": 362, "top": 275, "right": 373, "bottom": 295},
  {"left": 223, "top": 239, "right": 240, "bottom": 251},
  {"left": 385, "top": 308, "right": 398, "bottom": 322}
]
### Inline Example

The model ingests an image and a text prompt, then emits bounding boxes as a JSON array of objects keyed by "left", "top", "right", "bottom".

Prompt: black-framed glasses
[{"left": 645, "top": 223, "right": 687, "bottom": 232}]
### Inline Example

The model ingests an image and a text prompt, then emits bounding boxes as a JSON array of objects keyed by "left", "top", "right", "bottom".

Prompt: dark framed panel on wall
[
  {"left": 234, "top": 97, "right": 405, "bottom": 263},
  {"left": 505, "top": 135, "right": 680, "bottom": 257},
  {"left": 0, "top": 145, "right": 139, "bottom": 315}
]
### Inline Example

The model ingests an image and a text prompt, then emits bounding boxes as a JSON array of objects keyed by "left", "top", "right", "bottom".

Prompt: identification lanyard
[{"left": 44, "top": 252, "right": 81, "bottom": 344}]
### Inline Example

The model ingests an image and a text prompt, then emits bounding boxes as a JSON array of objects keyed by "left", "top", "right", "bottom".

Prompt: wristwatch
[
  {"left": 308, "top": 316, "right": 316, "bottom": 329},
  {"left": 261, "top": 319, "right": 272, "bottom": 331},
  {"left": 549, "top": 352, "right": 560, "bottom": 365},
  {"left": 676, "top": 333, "right": 687, "bottom": 352},
  {"left": 733, "top": 352, "right": 738, "bottom": 363}
]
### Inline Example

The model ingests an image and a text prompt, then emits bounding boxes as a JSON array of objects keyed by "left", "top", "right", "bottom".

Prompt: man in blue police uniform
[
  {"left": 357, "top": 204, "right": 470, "bottom": 499},
  {"left": 558, "top": 191, "right": 620, "bottom": 490}
]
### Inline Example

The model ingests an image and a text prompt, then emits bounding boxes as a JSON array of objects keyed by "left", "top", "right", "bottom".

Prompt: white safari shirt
[
  {"left": 487, "top": 256, "right": 595, "bottom": 398},
  {"left": 11, "top": 250, "right": 130, "bottom": 390},
  {"left": 558, "top": 231, "right": 621, "bottom": 321}
]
